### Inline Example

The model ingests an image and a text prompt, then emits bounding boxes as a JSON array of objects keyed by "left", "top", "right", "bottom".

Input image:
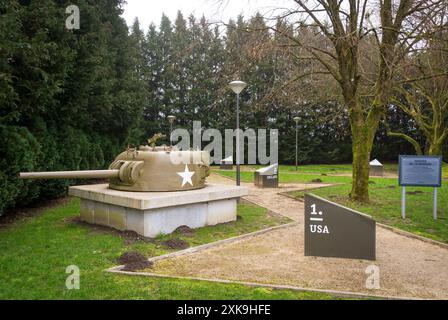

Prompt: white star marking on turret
[{"left": 177, "top": 165, "right": 195, "bottom": 187}]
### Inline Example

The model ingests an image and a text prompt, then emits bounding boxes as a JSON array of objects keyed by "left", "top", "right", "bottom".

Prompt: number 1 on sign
[
  {"left": 309, "top": 203, "right": 328, "bottom": 233},
  {"left": 311, "top": 204, "right": 322, "bottom": 215}
]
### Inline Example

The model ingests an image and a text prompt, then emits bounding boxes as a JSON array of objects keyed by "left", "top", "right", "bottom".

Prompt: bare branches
[
  {"left": 293, "top": 0, "right": 334, "bottom": 37},
  {"left": 263, "top": 22, "right": 343, "bottom": 82},
  {"left": 387, "top": 131, "right": 423, "bottom": 155},
  {"left": 398, "top": 72, "right": 448, "bottom": 85},
  {"left": 358, "top": 0, "right": 368, "bottom": 37}
]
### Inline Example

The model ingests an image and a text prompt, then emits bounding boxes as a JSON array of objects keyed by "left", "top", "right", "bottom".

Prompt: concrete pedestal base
[{"left": 69, "top": 184, "right": 248, "bottom": 238}]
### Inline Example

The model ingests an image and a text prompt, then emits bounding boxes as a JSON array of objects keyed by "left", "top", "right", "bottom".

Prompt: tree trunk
[
  {"left": 349, "top": 103, "right": 382, "bottom": 203},
  {"left": 351, "top": 131, "right": 371, "bottom": 202},
  {"left": 428, "top": 140, "right": 443, "bottom": 156}
]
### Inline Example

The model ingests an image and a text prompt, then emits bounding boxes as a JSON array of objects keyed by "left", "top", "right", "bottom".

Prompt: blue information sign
[{"left": 399, "top": 155, "right": 442, "bottom": 187}]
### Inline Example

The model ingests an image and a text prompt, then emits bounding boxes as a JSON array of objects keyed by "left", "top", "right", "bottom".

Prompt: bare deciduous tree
[
  {"left": 251, "top": 0, "right": 446, "bottom": 202},
  {"left": 388, "top": 5, "right": 448, "bottom": 156}
]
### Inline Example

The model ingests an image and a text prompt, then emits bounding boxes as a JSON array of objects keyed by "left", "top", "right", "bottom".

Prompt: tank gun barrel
[{"left": 19, "top": 170, "right": 119, "bottom": 180}]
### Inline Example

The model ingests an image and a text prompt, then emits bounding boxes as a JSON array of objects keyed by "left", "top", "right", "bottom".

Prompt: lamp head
[
  {"left": 167, "top": 115, "right": 176, "bottom": 124},
  {"left": 293, "top": 116, "right": 301, "bottom": 123},
  {"left": 229, "top": 80, "right": 247, "bottom": 94}
]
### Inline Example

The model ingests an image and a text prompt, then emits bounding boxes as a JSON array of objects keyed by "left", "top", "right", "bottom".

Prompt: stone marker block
[
  {"left": 220, "top": 163, "right": 233, "bottom": 170},
  {"left": 220, "top": 156, "right": 233, "bottom": 170},
  {"left": 369, "top": 159, "right": 384, "bottom": 177},
  {"left": 254, "top": 164, "right": 279, "bottom": 188}
]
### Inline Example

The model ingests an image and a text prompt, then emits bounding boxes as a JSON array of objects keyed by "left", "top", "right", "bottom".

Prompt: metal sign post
[
  {"left": 402, "top": 186, "right": 438, "bottom": 220},
  {"left": 401, "top": 186, "right": 406, "bottom": 219},
  {"left": 433, "top": 187, "right": 438, "bottom": 220}
]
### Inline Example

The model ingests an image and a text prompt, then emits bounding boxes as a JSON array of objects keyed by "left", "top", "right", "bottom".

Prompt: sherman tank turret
[{"left": 20, "top": 134, "right": 210, "bottom": 192}]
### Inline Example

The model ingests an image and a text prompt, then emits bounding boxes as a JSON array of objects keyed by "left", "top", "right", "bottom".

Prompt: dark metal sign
[
  {"left": 304, "top": 194, "right": 376, "bottom": 260},
  {"left": 399, "top": 155, "right": 442, "bottom": 187},
  {"left": 398, "top": 155, "right": 442, "bottom": 220}
]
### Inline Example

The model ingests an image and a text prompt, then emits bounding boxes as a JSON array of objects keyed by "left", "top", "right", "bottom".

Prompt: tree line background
[{"left": 0, "top": 0, "right": 445, "bottom": 213}]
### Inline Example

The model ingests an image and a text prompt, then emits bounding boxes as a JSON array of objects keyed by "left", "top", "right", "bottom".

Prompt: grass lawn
[
  {"left": 214, "top": 162, "right": 448, "bottom": 178},
  {"left": 216, "top": 164, "right": 448, "bottom": 243},
  {"left": 0, "top": 197, "right": 337, "bottom": 299},
  {"left": 213, "top": 163, "right": 399, "bottom": 174},
  {"left": 216, "top": 169, "right": 355, "bottom": 184}
]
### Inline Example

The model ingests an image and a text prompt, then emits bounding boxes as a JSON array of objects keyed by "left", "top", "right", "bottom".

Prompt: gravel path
[
  {"left": 207, "top": 173, "right": 331, "bottom": 221},
  {"left": 150, "top": 174, "right": 448, "bottom": 299},
  {"left": 330, "top": 172, "right": 398, "bottom": 179}
]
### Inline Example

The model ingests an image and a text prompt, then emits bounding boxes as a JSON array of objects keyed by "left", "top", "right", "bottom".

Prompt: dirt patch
[
  {"left": 118, "top": 251, "right": 153, "bottom": 271},
  {"left": 267, "top": 210, "right": 282, "bottom": 217},
  {"left": 162, "top": 238, "right": 190, "bottom": 249},
  {"left": 406, "top": 191, "right": 424, "bottom": 195},
  {"left": 0, "top": 197, "right": 72, "bottom": 229},
  {"left": 175, "top": 225, "right": 195, "bottom": 237},
  {"left": 311, "top": 179, "right": 323, "bottom": 183},
  {"left": 238, "top": 198, "right": 252, "bottom": 205},
  {"left": 332, "top": 172, "right": 398, "bottom": 179},
  {"left": 71, "top": 217, "right": 156, "bottom": 244}
]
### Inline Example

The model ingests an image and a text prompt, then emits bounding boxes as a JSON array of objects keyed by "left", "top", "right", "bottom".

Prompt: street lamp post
[
  {"left": 167, "top": 115, "right": 176, "bottom": 147},
  {"left": 293, "top": 116, "right": 300, "bottom": 171},
  {"left": 229, "top": 80, "right": 247, "bottom": 187}
]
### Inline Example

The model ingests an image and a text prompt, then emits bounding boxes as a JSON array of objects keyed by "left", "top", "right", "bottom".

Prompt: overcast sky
[{"left": 121, "top": 0, "right": 291, "bottom": 31}]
